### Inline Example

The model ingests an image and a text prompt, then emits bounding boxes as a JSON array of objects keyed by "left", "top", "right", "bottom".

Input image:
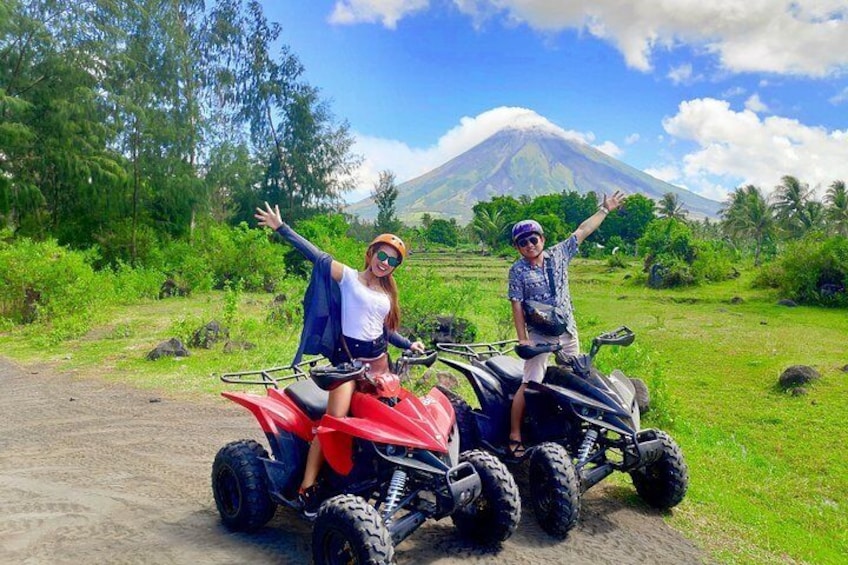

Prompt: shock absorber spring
[
  {"left": 381, "top": 469, "right": 408, "bottom": 524},
  {"left": 577, "top": 429, "right": 599, "bottom": 464}
]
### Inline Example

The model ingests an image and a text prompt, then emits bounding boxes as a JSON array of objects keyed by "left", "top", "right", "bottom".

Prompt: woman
[{"left": 255, "top": 202, "right": 425, "bottom": 516}]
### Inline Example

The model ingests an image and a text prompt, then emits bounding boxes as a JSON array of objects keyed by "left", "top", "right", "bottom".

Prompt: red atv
[{"left": 212, "top": 351, "right": 521, "bottom": 564}]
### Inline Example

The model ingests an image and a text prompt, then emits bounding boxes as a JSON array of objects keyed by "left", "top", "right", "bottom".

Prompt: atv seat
[
  {"left": 284, "top": 379, "right": 329, "bottom": 421},
  {"left": 483, "top": 355, "right": 524, "bottom": 385}
]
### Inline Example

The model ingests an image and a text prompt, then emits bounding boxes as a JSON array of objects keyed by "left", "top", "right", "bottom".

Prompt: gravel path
[{"left": 0, "top": 357, "right": 709, "bottom": 564}]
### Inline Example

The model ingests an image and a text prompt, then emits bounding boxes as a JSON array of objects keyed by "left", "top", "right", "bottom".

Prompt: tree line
[{"left": 1, "top": 0, "right": 358, "bottom": 261}]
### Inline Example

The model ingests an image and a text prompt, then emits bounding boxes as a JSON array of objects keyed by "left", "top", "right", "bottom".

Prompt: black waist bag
[
  {"left": 523, "top": 300, "right": 568, "bottom": 336},
  {"left": 523, "top": 257, "right": 568, "bottom": 336}
]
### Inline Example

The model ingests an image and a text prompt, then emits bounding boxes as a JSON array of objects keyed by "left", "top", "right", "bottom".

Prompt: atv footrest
[{"left": 445, "top": 461, "right": 481, "bottom": 512}]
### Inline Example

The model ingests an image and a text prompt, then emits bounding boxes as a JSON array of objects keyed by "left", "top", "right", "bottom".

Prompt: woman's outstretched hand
[
  {"left": 254, "top": 201, "right": 283, "bottom": 231},
  {"left": 410, "top": 341, "right": 426, "bottom": 354}
]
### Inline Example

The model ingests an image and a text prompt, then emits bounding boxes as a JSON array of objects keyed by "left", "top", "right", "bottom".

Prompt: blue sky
[{"left": 259, "top": 1, "right": 848, "bottom": 204}]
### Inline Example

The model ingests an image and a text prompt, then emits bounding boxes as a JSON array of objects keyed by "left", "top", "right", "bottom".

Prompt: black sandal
[{"left": 508, "top": 439, "right": 527, "bottom": 459}]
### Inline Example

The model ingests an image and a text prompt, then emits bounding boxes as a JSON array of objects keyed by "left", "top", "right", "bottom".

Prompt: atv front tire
[
  {"left": 630, "top": 430, "right": 689, "bottom": 509},
  {"left": 451, "top": 449, "right": 521, "bottom": 544},
  {"left": 211, "top": 439, "right": 276, "bottom": 531},
  {"left": 311, "top": 494, "right": 394, "bottom": 565},
  {"left": 437, "top": 385, "right": 479, "bottom": 451},
  {"left": 528, "top": 442, "right": 581, "bottom": 538}
]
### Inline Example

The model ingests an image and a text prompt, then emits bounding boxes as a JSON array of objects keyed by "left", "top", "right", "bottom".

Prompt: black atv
[{"left": 436, "top": 326, "right": 688, "bottom": 538}]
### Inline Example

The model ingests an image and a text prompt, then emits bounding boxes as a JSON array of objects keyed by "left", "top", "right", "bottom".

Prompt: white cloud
[
  {"left": 346, "top": 106, "right": 607, "bottom": 202},
  {"left": 329, "top": 0, "right": 429, "bottom": 29},
  {"left": 744, "top": 93, "right": 768, "bottom": 113},
  {"left": 657, "top": 97, "right": 848, "bottom": 201},
  {"left": 667, "top": 64, "right": 695, "bottom": 85},
  {"left": 332, "top": 1, "right": 848, "bottom": 77},
  {"left": 593, "top": 140, "right": 622, "bottom": 158},
  {"left": 721, "top": 86, "right": 746, "bottom": 98},
  {"left": 625, "top": 133, "right": 640, "bottom": 144},
  {"left": 830, "top": 87, "right": 848, "bottom": 105}
]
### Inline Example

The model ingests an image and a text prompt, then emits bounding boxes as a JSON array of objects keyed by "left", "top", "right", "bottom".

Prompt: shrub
[
  {"left": 193, "top": 222, "right": 287, "bottom": 291},
  {"left": 768, "top": 235, "right": 848, "bottom": 306},
  {"left": 638, "top": 219, "right": 737, "bottom": 288},
  {"left": 0, "top": 237, "right": 110, "bottom": 336}
]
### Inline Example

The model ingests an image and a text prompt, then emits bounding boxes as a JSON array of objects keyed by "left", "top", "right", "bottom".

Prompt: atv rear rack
[
  {"left": 436, "top": 340, "right": 518, "bottom": 360},
  {"left": 217, "top": 356, "right": 327, "bottom": 389}
]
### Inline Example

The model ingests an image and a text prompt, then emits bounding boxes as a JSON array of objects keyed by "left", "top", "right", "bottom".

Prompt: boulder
[
  {"left": 189, "top": 320, "right": 228, "bottom": 349},
  {"left": 648, "top": 263, "right": 668, "bottom": 289},
  {"left": 777, "top": 299, "right": 798, "bottom": 307},
  {"left": 146, "top": 338, "right": 190, "bottom": 360},
  {"left": 778, "top": 365, "right": 820, "bottom": 389},
  {"left": 223, "top": 340, "right": 256, "bottom": 353}
]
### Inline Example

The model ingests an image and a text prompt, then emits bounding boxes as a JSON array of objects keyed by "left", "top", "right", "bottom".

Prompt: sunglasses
[
  {"left": 516, "top": 235, "right": 540, "bottom": 248},
  {"left": 376, "top": 250, "right": 401, "bottom": 267}
]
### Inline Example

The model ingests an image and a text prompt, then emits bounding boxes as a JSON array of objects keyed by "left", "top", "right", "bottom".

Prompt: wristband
[{"left": 598, "top": 204, "right": 609, "bottom": 215}]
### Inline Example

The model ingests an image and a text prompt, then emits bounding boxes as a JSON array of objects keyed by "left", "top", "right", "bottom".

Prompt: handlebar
[
  {"left": 309, "top": 362, "right": 367, "bottom": 391},
  {"left": 514, "top": 342, "right": 562, "bottom": 360},
  {"left": 589, "top": 326, "right": 634, "bottom": 359},
  {"left": 398, "top": 349, "right": 437, "bottom": 368}
]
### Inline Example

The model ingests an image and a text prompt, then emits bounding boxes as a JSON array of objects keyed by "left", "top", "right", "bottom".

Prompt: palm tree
[
  {"left": 657, "top": 192, "right": 688, "bottom": 220},
  {"left": 472, "top": 208, "right": 508, "bottom": 252},
  {"left": 721, "top": 185, "right": 775, "bottom": 266},
  {"left": 772, "top": 175, "right": 813, "bottom": 237},
  {"left": 825, "top": 180, "right": 848, "bottom": 236}
]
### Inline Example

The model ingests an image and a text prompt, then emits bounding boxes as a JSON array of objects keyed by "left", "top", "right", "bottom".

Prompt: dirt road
[{"left": 0, "top": 357, "right": 708, "bottom": 564}]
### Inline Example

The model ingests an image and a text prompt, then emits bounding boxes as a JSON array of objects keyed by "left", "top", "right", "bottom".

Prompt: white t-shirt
[{"left": 338, "top": 266, "right": 391, "bottom": 341}]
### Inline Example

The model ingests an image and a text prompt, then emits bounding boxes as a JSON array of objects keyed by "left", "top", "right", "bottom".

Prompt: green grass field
[{"left": 2, "top": 252, "right": 846, "bottom": 563}]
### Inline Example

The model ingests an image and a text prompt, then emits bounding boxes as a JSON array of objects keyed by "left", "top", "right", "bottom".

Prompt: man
[{"left": 507, "top": 191, "right": 624, "bottom": 457}]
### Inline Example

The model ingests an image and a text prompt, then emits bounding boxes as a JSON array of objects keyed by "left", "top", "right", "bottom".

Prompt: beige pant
[{"left": 523, "top": 329, "right": 580, "bottom": 383}]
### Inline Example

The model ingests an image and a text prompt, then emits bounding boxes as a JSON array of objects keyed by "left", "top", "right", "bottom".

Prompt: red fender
[
  {"left": 222, "top": 391, "right": 315, "bottom": 442},
  {"left": 318, "top": 388, "right": 457, "bottom": 476}
]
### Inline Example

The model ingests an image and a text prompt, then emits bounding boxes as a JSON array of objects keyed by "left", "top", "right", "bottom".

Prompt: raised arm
[
  {"left": 255, "top": 202, "right": 344, "bottom": 280},
  {"left": 573, "top": 190, "right": 624, "bottom": 244}
]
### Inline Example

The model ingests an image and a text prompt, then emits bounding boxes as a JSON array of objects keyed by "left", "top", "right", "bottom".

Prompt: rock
[
  {"left": 730, "top": 296, "right": 744, "bottom": 304},
  {"left": 777, "top": 299, "right": 797, "bottom": 307},
  {"left": 189, "top": 321, "right": 228, "bottom": 349},
  {"left": 648, "top": 263, "right": 668, "bottom": 289},
  {"left": 146, "top": 338, "right": 190, "bottom": 360},
  {"left": 790, "top": 387, "right": 808, "bottom": 396},
  {"left": 413, "top": 315, "right": 477, "bottom": 346},
  {"left": 819, "top": 283, "right": 845, "bottom": 297},
  {"left": 223, "top": 340, "right": 256, "bottom": 353},
  {"left": 760, "top": 320, "right": 768, "bottom": 325},
  {"left": 159, "top": 279, "right": 188, "bottom": 299},
  {"left": 778, "top": 365, "right": 820, "bottom": 389},
  {"left": 841, "top": 365, "right": 848, "bottom": 373}
]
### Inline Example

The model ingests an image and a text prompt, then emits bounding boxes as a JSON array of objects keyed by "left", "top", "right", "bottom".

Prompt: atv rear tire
[
  {"left": 629, "top": 377, "right": 650, "bottom": 414},
  {"left": 451, "top": 449, "right": 521, "bottom": 544},
  {"left": 528, "top": 442, "right": 580, "bottom": 538},
  {"left": 311, "top": 494, "right": 394, "bottom": 565},
  {"left": 211, "top": 439, "right": 276, "bottom": 531},
  {"left": 437, "top": 385, "right": 478, "bottom": 451},
  {"left": 630, "top": 430, "right": 688, "bottom": 509}
]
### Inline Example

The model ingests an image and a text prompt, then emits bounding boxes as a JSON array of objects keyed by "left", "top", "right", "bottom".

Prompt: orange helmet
[{"left": 369, "top": 233, "right": 407, "bottom": 262}]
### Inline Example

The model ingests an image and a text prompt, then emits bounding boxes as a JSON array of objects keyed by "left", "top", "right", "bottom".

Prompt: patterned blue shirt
[{"left": 508, "top": 234, "right": 580, "bottom": 337}]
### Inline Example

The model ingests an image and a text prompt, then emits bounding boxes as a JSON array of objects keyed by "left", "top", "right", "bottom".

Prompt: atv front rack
[
  {"left": 217, "top": 355, "right": 327, "bottom": 389},
  {"left": 436, "top": 340, "right": 518, "bottom": 361}
]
